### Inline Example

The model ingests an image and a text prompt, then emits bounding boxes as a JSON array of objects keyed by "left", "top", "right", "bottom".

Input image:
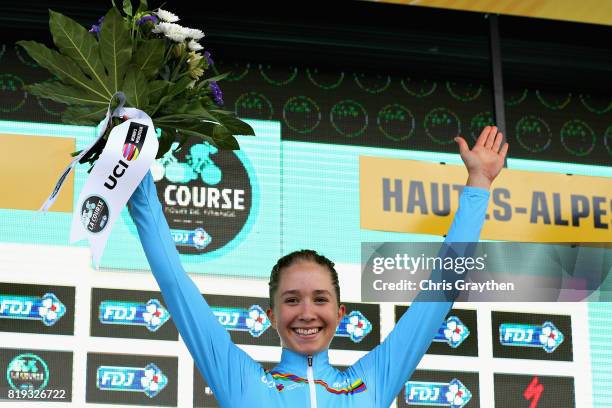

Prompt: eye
[
  {"left": 284, "top": 297, "right": 298, "bottom": 304},
  {"left": 315, "top": 297, "right": 329, "bottom": 304}
]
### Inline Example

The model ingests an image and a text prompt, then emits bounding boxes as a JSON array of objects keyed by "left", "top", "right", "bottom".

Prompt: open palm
[{"left": 454, "top": 126, "right": 508, "bottom": 189}]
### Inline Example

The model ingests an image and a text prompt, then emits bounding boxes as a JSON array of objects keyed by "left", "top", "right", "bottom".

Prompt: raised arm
[
  {"left": 128, "top": 172, "right": 261, "bottom": 407},
  {"left": 354, "top": 126, "right": 507, "bottom": 407}
]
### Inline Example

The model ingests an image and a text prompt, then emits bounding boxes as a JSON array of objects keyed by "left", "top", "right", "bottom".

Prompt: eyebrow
[{"left": 280, "top": 289, "right": 332, "bottom": 297}]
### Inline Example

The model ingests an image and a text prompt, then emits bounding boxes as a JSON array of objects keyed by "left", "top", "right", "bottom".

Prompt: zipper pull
[{"left": 307, "top": 355, "right": 313, "bottom": 367}]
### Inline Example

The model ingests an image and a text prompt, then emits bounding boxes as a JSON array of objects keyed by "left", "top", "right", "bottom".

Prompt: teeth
[{"left": 294, "top": 328, "right": 320, "bottom": 336}]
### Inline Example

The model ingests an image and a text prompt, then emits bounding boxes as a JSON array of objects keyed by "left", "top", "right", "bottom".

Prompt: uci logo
[{"left": 104, "top": 159, "right": 129, "bottom": 190}]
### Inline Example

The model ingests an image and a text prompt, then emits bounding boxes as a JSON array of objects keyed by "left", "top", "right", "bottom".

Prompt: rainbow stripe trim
[
  {"left": 123, "top": 143, "right": 140, "bottom": 161},
  {"left": 269, "top": 371, "right": 367, "bottom": 395}
]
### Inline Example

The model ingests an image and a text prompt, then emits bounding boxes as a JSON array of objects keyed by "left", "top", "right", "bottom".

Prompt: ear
[
  {"left": 266, "top": 307, "right": 277, "bottom": 330},
  {"left": 337, "top": 304, "right": 346, "bottom": 325}
]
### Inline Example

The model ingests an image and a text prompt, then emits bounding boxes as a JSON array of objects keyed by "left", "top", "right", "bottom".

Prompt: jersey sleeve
[
  {"left": 128, "top": 172, "right": 262, "bottom": 407},
  {"left": 352, "top": 186, "right": 490, "bottom": 407}
]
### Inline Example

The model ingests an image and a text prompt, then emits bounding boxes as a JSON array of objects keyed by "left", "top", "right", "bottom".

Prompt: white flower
[
  {"left": 445, "top": 383, "right": 466, "bottom": 406},
  {"left": 155, "top": 8, "right": 179, "bottom": 23},
  {"left": 39, "top": 297, "right": 58, "bottom": 321},
  {"left": 152, "top": 23, "right": 188, "bottom": 42},
  {"left": 188, "top": 39, "right": 203, "bottom": 51},
  {"left": 143, "top": 303, "right": 164, "bottom": 327},
  {"left": 185, "top": 28, "right": 205, "bottom": 40}
]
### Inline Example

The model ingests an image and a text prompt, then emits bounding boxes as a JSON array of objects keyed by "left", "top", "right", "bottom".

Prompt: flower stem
[{"left": 170, "top": 51, "right": 188, "bottom": 82}]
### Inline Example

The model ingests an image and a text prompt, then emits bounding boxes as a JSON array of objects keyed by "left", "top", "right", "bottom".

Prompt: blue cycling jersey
[{"left": 128, "top": 172, "right": 489, "bottom": 408}]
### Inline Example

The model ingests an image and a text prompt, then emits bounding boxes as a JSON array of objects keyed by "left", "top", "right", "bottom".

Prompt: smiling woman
[
  {"left": 128, "top": 126, "right": 507, "bottom": 407},
  {"left": 266, "top": 255, "right": 346, "bottom": 356}
]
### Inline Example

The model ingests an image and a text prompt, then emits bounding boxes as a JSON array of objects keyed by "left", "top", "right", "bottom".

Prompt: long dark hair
[{"left": 268, "top": 249, "right": 340, "bottom": 309}]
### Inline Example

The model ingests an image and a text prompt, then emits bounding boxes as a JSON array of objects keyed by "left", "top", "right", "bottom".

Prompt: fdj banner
[
  {"left": 151, "top": 139, "right": 253, "bottom": 254},
  {"left": 360, "top": 156, "right": 611, "bottom": 242}
]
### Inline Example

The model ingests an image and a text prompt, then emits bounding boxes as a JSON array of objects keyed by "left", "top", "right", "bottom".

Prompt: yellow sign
[
  {"left": 376, "top": 0, "right": 612, "bottom": 26},
  {"left": 0, "top": 134, "right": 74, "bottom": 212},
  {"left": 360, "top": 156, "right": 612, "bottom": 242}
]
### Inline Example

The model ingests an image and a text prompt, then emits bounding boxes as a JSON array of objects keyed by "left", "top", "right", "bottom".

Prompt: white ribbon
[
  {"left": 39, "top": 93, "right": 126, "bottom": 212},
  {"left": 41, "top": 92, "right": 159, "bottom": 266}
]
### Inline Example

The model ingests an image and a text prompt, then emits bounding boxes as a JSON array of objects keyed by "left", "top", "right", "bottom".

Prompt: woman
[{"left": 128, "top": 126, "right": 507, "bottom": 407}]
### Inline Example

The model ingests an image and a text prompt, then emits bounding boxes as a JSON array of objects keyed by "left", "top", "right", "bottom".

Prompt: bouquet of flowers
[{"left": 17, "top": 0, "right": 253, "bottom": 166}]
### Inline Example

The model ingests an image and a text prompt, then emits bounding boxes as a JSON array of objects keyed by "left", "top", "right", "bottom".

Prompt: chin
[{"left": 296, "top": 345, "right": 324, "bottom": 355}]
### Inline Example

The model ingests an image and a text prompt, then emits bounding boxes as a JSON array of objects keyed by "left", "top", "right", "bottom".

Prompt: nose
[{"left": 297, "top": 299, "right": 316, "bottom": 321}]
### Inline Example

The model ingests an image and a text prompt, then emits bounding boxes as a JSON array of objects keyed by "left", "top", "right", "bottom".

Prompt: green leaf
[
  {"left": 62, "top": 105, "right": 107, "bottom": 125},
  {"left": 49, "top": 10, "right": 112, "bottom": 98},
  {"left": 216, "top": 137, "right": 239, "bottom": 150},
  {"left": 99, "top": 7, "right": 132, "bottom": 94},
  {"left": 16, "top": 41, "right": 109, "bottom": 101},
  {"left": 151, "top": 76, "right": 193, "bottom": 115},
  {"left": 209, "top": 124, "right": 238, "bottom": 149},
  {"left": 147, "top": 80, "right": 170, "bottom": 105},
  {"left": 154, "top": 119, "right": 216, "bottom": 134},
  {"left": 172, "top": 101, "right": 218, "bottom": 121},
  {"left": 166, "top": 76, "right": 193, "bottom": 99},
  {"left": 194, "top": 72, "right": 230, "bottom": 93},
  {"left": 200, "top": 72, "right": 230, "bottom": 86},
  {"left": 174, "top": 132, "right": 190, "bottom": 152},
  {"left": 153, "top": 120, "right": 222, "bottom": 150},
  {"left": 133, "top": 39, "right": 165, "bottom": 79},
  {"left": 26, "top": 82, "right": 109, "bottom": 106},
  {"left": 210, "top": 108, "right": 238, "bottom": 116},
  {"left": 122, "top": 0, "right": 133, "bottom": 16},
  {"left": 180, "top": 129, "right": 216, "bottom": 145},
  {"left": 136, "top": 0, "right": 148, "bottom": 14},
  {"left": 154, "top": 114, "right": 211, "bottom": 123},
  {"left": 156, "top": 127, "right": 176, "bottom": 159},
  {"left": 213, "top": 113, "right": 255, "bottom": 136},
  {"left": 123, "top": 68, "right": 149, "bottom": 108}
]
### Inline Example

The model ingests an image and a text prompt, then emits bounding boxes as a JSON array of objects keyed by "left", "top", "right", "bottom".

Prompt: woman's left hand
[{"left": 454, "top": 126, "right": 508, "bottom": 190}]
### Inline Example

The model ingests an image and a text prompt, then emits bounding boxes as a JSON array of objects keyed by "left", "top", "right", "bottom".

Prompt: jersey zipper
[{"left": 307, "top": 355, "right": 317, "bottom": 408}]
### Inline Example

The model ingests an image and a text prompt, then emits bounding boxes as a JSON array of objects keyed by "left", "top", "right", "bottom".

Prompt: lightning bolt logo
[{"left": 523, "top": 376, "right": 544, "bottom": 408}]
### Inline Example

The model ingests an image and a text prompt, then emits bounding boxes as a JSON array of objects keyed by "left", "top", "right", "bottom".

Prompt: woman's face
[{"left": 267, "top": 260, "right": 345, "bottom": 355}]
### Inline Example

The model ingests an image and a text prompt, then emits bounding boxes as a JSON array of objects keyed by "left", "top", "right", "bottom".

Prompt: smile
[{"left": 293, "top": 327, "right": 321, "bottom": 336}]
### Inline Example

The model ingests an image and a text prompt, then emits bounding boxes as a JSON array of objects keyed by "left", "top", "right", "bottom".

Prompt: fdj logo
[
  {"left": 500, "top": 322, "right": 564, "bottom": 353},
  {"left": 406, "top": 379, "right": 472, "bottom": 408},
  {"left": 100, "top": 370, "right": 135, "bottom": 386},
  {"left": 6, "top": 353, "right": 50, "bottom": 391},
  {"left": 97, "top": 363, "right": 167, "bottom": 398},
  {"left": 0, "top": 293, "right": 66, "bottom": 326},
  {"left": 151, "top": 140, "right": 254, "bottom": 255},
  {"left": 99, "top": 299, "right": 170, "bottom": 331}
]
